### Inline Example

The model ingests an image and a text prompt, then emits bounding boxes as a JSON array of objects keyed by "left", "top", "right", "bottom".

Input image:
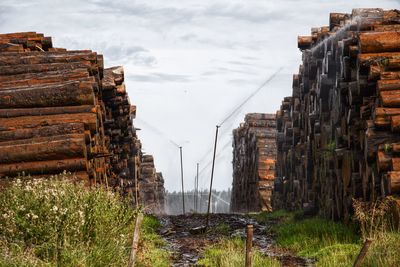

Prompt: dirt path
[{"left": 158, "top": 213, "right": 314, "bottom": 267}]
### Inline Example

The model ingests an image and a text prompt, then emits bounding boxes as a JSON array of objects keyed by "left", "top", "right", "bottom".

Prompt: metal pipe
[
  {"left": 180, "top": 146, "right": 185, "bottom": 215},
  {"left": 195, "top": 163, "right": 199, "bottom": 212},
  {"left": 206, "top": 125, "right": 220, "bottom": 228}
]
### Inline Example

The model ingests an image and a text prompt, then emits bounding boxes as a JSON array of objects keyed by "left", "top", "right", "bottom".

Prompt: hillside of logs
[
  {"left": 231, "top": 113, "right": 276, "bottom": 212},
  {"left": 273, "top": 8, "right": 400, "bottom": 221},
  {"left": 0, "top": 32, "right": 164, "bottom": 213}
]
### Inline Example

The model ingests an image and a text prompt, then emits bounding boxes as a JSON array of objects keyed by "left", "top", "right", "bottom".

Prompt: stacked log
[
  {"left": 231, "top": 113, "right": 277, "bottom": 212},
  {"left": 273, "top": 8, "right": 400, "bottom": 221},
  {"left": 0, "top": 32, "right": 165, "bottom": 213},
  {"left": 139, "top": 155, "right": 165, "bottom": 213}
]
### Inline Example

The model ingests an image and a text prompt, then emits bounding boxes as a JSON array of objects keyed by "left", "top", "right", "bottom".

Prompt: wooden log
[
  {"left": 329, "top": 13, "right": 350, "bottom": 30},
  {"left": 391, "top": 115, "right": 400, "bottom": 132},
  {"left": 0, "top": 68, "right": 89, "bottom": 88},
  {"left": 0, "top": 61, "right": 94, "bottom": 76},
  {"left": 377, "top": 151, "right": 392, "bottom": 172},
  {"left": 0, "top": 134, "right": 87, "bottom": 163},
  {"left": 0, "top": 105, "right": 97, "bottom": 118},
  {"left": 298, "top": 36, "right": 313, "bottom": 50},
  {"left": 359, "top": 31, "right": 400, "bottom": 53},
  {"left": 0, "top": 113, "right": 98, "bottom": 132},
  {"left": 0, "top": 80, "right": 96, "bottom": 108},
  {"left": 0, "top": 51, "right": 98, "bottom": 66},
  {"left": 392, "top": 158, "right": 400, "bottom": 171},
  {"left": 0, "top": 158, "right": 88, "bottom": 177},
  {"left": 381, "top": 71, "right": 400, "bottom": 80},
  {"left": 380, "top": 90, "right": 400, "bottom": 107},
  {"left": 377, "top": 79, "right": 400, "bottom": 91},
  {"left": 387, "top": 171, "right": 400, "bottom": 194},
  {"left": 0, "top": 123, "right": 85, "bottom": 142},
  {"left": 358, "top": 52, "right": 400, "bottom": 67}
]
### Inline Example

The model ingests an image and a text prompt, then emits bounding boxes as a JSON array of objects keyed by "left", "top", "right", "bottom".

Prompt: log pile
[
  {"left": 273, "top": 8, "right": 400, "bottom": 221},
  {"left": 0, "top": 32, "right": 165, "bottom": 213},
  {"left": 139, "top": 155, "right": 165, "bottom": 213},
  {"left": 231, "top": 113, "right": 277, "bottom": 212}
]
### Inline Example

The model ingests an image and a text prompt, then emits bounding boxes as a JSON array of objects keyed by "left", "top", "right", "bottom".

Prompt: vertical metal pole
[
  {"left": 196, "top": 163, "right": 199, "bottom": 212},
  {"left": 206, "top": 125, "right": 220, "bottom": 228},
  {"left": 180, "top": 146, "right": 185, "bottom": 215}
]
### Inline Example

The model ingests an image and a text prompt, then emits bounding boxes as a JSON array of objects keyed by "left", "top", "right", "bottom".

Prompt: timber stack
[
  {"left": 273, "top": 8, "right": 400, "bottom": 221},
  {"left": 0, "top": 32, "right": 165, "bottom": 213},
  {"left": 231, "top": 113, "right": 276, "bottom": 212},
  {"left": 139, "top": 154, "right": 165, "bottom": 213}
]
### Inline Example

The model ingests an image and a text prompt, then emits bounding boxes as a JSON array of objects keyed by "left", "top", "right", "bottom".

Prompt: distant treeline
[{"left": 165, "top": 189, "right": 231, "bottom": 215}]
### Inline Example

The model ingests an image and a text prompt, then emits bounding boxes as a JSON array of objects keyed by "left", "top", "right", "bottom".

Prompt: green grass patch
[
  {"left": 211, "top": 222, "right": 231, "bottom": 235},
  {"left": 136, "top": 215, "right": 170, "bottom": 267},
  {"left": 273, "top": 217, "right": 359, "bottom": 257},
  {"left": 197, "top": 237, "right": 280, "bottom": 267},
  {"left": 252, "top": 209, "right": 293, "bottom": 223},
  {"left": 261, "top": 210, "right": 400, "bottom": 266},
  {"left": 0, "top": 175, "right": 135, "bottom": 267}
]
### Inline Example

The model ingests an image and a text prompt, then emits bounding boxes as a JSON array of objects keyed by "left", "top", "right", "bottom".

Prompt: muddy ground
[{"left": 158, "top": 213, "right": 315, "bottom": 267}]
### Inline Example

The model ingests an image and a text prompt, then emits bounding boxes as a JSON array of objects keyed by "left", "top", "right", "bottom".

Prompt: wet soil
[{"left": 158, "top": 213, "right": 315, "bottom": 267}]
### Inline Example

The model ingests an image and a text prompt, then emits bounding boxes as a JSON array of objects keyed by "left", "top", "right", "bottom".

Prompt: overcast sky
[{"left": 1, "top": 0, "right": 398, "bottom": 191}]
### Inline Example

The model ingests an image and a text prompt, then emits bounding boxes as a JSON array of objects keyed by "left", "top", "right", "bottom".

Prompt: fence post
[
  {"left": 245, "top": 224, "right": 253, "bottom": 267},
  {"left": 353, "top": 239, "right": 372, "bottom": 267},
  {"left": 128, "top": 213, "right": 144, "bottom": 267}
]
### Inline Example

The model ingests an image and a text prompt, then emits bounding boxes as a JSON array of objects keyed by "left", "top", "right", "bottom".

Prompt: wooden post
[
  {"left": 128, "top": 213, "right": 144, "bottom": 267},
  {"left": 245, "top": 224, "right": 253, "bottom": 267},
  {"left": 353, "top": 239, "right": 372, "bottom": 267},
  {"left": 134, "top": 156, "right": 139, "bottom": 210}
]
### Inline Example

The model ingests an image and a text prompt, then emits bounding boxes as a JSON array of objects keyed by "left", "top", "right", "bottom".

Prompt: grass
[
  {"left": 136, "top": 215, "right": 170, "bottom": 267},
  {"left": 259, "top": 209, "right": 400, "bottom": 267},
  {"left": 197, "top": 237, "right": 280, "bottom": 267},
  {"left": 0, "top": 174, "right": 170, "bottom": 267}
]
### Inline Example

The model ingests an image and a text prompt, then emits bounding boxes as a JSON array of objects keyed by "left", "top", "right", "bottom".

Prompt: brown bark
[
  {"left": 0, "top": 158, "right": 88, "bottom": 177},
  {"left": 380, "top": 90, "right": 400, "bottom": 107},
  {"left": 0, "top": 80, "right": 96, "bottom": 108},
  {"left": 381, "top": 71, "right": 400, "bottom": 80},
  {"left": 391, "top": 115, "right": 400, "bottom": 132},
  {"left": 392, "top": 158, "right": 400, "bottom": 171},
  {"left": 377, "top": 151, "right": 392, "bottom": 172},
  {"left": 0, "top": 134, "right": 87, "bottom": 163},
  {"left": 0, "top": 68, "right": 89, "bottom": 88},
  {"left": 0, "top": 51, "right": 98, "bottom": 67},
  {"left": 0, "top": 61, "right": 94, "bottom": 76},
  {"left": 377, "top": 79, "right": 400, "bottom": 91},
  {"left": 0, "top": 113, "right": 98, "bottom": 132},
  {"left": 358, "top": 52, "right": 400, "bottom": 67},
  {"left": 0, "top": 105, "right": 97, "bottom": 118},
  {"left": 387, "top": 171, "right": 400, "bottom": 194},
  {"left": 359, "top": 31, "right": 400, "bottom": 53},
  {"left": 298, "top": 36, "right": 313, "bottom": 50},
  {"left": 0, "top": 123, "right": 85, "bottom": 142}
]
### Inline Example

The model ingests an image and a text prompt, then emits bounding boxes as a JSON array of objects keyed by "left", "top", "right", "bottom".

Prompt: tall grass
[
  {"left": 265, "top": 205, "right": 400, "bottom": 267},
  {"left": 273, "top": 217, "right": 359, "bottom": 257},
  {"left": 197, "top": 237, "right": 280, "bottom": 267},
  {"left": 136, "top": 215, "right": 170, "bottom": 267},
  {"left": 0, "top": 174, "right": 135, "bottom": 266},
  {"left": 353, "top": 197, "right": 400, "bottom": 266}
]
